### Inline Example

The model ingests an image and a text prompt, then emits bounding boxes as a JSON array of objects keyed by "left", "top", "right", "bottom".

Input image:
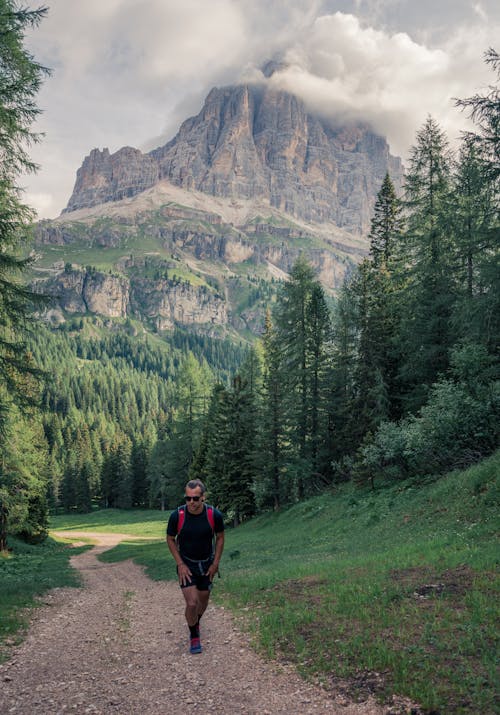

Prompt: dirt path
[{"left": 0, "top": 532, "right": 386, "bottom": 715}]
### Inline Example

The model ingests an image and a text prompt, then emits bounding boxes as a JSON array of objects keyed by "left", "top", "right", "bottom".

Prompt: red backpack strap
[
  {"left": 177, "top": 505, "right": 186, "bottom": 534},
  {"left": 206, "top": 505, "right": 215, "bottom": 532}
]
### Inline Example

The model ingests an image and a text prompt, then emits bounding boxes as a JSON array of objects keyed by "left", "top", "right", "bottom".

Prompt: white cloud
[
  {"left": 243, "top": 10, "right": 499, "bottom": 162},
  {"left": 24, "top": 2, "right": 500, "bottom": 218},
  {"left": 472, "top": 3, "right": 488, "bottom": 22}
]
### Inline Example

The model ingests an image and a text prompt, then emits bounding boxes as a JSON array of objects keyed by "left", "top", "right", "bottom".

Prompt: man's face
[{"left": 185, "top": 486, "right": 204, "bottom": 514}]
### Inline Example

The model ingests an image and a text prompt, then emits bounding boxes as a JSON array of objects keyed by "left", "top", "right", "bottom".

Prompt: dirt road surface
[{"left": 0, "top": 532, "right": 388, "bottom": 715}]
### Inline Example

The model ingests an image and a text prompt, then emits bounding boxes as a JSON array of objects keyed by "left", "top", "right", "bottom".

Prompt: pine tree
[
  {"left": 369, "top": 172, "right": 405, "bottom": 269},
  {"left": 454, "top": 52, "right": 500, "bottom": 353},
  {"left": 0, "top": 2, "right": 49, "bottom": 430},
  {"left": 455, "top": 48, "right": 500, "bottom": 181},
  {"left": 201, "top": 377, "right": 257, "bottom": 524},
  {"left": 0, "top": 395, "right": 49, "bottom": 547},
  {"left": 0, "top": 2, "right": 49, "bottom": 546},
  {"left": 327, "top": 278, "right": 359, "bottom": 466},
  {"left": 306, "top": 281, "right": 331, "bottom": 480},
  {"left": 258, "top": 310, "right": 285, "bottom": 510},
  {"left": 273, "top": 256, "right": 318, "bottom": 498},
  {"left": 450, "top": 136, "right": 500, "bottom": 348},
  {"left": 397, "top": 116, "right": 455, "bottom": 412}
]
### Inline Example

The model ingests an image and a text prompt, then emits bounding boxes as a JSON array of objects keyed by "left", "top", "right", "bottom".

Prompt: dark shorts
[{"left": 178, "top": 556, "right": 213, "bottom": 591}]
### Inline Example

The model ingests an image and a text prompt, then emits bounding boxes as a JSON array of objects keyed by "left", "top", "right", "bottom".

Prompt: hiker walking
[{"left": 166, "top": 479, "right": 225, "bottom": 654}]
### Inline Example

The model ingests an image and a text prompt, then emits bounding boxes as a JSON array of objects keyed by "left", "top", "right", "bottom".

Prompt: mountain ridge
[
  {"left": 63, "top": 83, "right": 403, "bottom": 235},
  {"left": 34, "top": 81, "right": 403, "bottom": 338}
]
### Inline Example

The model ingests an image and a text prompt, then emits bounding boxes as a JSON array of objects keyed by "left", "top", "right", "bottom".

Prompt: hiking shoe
[{"left": 189, "top": 636, "right": 202, "bottom": 654}]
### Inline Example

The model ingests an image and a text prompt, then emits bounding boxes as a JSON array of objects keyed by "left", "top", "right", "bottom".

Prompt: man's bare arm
[{"left": 207, "top": 531, "right": 225, "bottom": 580}]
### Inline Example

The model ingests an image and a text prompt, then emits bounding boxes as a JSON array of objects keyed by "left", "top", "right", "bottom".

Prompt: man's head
[{"left": 185, "top": 479, "right": 206, "bottom": 514}]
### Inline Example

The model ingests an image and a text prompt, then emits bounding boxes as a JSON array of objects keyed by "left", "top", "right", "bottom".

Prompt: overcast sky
[{"left": 24, "top": 0, "right": 500, "bottom": 219}]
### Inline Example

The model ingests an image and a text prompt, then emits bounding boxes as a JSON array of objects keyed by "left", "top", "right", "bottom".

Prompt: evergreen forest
[{"left": 0, "top": 1, "right": 498, "bottom": 548}]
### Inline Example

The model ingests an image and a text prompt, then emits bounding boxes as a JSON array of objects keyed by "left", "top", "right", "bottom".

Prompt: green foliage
[
  {"left": 98, "top": 453, "right": 499, "bottom": 714},
  {"left": 0, "top": 1, "right": 49, "bottom": 424},
  {"left": 0, "top": 1, "right": 50, "bottom": 547},
  {"left": 273, "top": 256, "right": 332, "bottom": 496},
  {"left": 455, "top": 48, "right": 500, "bottom": 181},
  {"left": 0, "top": 396, "right": 49, "bottom": 546},
  {"left": 358, "top": 343, "right": 499, "bottom": 482},
  {"left": 0, "top": 536, "right": 84, "bottom": 658}
]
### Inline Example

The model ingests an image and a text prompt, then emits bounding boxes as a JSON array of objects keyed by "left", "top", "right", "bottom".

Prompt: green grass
[
  {"left": 50, "top": 508, "right": 176, "bottom": 582},
  {"left": 5, "top": 454, "right": 499, "bottom": 712},
  {"left": 50, "top": 508, "right": 168, "bottom": 538},
  {"left": 0, "top": 537, "right": 88, "bottom": 661},
  {"left": 84, "top": 452, "right": 498, "bottom": 713}
]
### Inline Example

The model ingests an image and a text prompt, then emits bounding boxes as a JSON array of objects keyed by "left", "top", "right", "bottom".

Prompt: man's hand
[
  {"left": 177, "top": 562, "right": 192, "bottom": 586},
  {"left": 206, "top": 562, "right": 219, "bottom": 582}
]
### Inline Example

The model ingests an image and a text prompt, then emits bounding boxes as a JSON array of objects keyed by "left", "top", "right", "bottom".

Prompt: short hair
[{"left": 186, "top": 479, "right": 206, "bottom": 494}]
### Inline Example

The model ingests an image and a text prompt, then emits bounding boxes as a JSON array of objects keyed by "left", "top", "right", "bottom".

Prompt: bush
[{"left": 358, "top": 343, "right": 499, "bottom": 484}]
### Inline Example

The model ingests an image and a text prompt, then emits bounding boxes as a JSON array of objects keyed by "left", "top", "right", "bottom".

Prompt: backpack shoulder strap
[
  {"left": 206, "top": 505, "right": 215, "bottom": 532},
  {"left": 177, "top": 505, "right": 186, "bottom": 534}
]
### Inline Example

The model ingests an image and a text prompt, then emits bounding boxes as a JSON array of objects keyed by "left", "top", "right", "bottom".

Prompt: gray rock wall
[{"left": 64, "top": 85, "right": 403, "bottom": 235}]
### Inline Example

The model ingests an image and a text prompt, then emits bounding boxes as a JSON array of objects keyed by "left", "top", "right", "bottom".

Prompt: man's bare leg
[
  {"left": 197, "top": 589, "right": 211, "bottom": 623},
  {"left": 181, "top": 585, "right": 200, "bottom": 627}
]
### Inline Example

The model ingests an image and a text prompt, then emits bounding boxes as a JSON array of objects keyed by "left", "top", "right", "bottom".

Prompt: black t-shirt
[{"left": 167, "top": 504, "right": 224, "bottom": 561}]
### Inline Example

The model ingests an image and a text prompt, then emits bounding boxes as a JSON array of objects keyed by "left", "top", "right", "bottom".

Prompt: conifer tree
[
  {"left": 0, "top": 2, "right": 49, "bottom": 428},
  {"left": 454, "top": 52, "right": 500, "bottom": 352},
  {"left": 397, "top": 116, "right": 455, "bottom": 411},
  {"left": 201, "top": 377, "right": 256, "bottom": 523},
  {"left": 258, "top": 310, "right": 285, "bottom": 509},
  {"left": 326, "top": 278, "right": 359, "bottom": 466},
  {"left": 306, "top": 281, "right": 331, "bottom": 479},
  {"left": 450, "top": 136, "right": 499, "bottom": 348},
  {"left": 0, "top": 2, "right": 49, "bottom": 545},
  {"left": 274, "top": 256, "right": 318, "bottom": 497},
  {"left": 369, "top": 172, "right": 404, "bottom": 269},
  {"left": 455, "top": 48, "right": 500, "bottom": 181}
]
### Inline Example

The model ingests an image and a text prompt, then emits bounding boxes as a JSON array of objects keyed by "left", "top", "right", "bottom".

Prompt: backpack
[{"left": 176, "top": 504, "right": 215, "bottom": 535}]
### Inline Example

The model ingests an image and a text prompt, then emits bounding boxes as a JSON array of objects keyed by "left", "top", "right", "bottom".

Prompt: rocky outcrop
[
  {"left": 37, "top": 265, "right": 227, "bottom": 330},
  {"left": 65, "top": 147, "right": 159, "bottom": 213},
  {"left": 83, "top": 272, "right": 130, "bottom": 317},
  {"left": 64, "top": 84, "right": 403, "bottom": 235},
  {"left": 130, "top": 279, "right": 227, "bottom": 331}
]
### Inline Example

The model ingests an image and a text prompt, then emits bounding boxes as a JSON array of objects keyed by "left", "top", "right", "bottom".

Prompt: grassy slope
[
  {"left": 4, "top": 453, "right": 499, "bottom": 712},
  {"left": 0, "top": 538, "right": 87, "bottom": 662}
]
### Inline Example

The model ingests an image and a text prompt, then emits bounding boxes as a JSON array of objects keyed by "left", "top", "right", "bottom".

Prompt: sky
[{"left": 23, "top": 0, "right": 500, "bottom": 219}]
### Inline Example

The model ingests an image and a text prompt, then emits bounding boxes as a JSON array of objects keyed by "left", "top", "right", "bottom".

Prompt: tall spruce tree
[
  {"left": 203, "top": 376, "right": 257, "bottom": 524},
  {"left": 352, "top": 173, "right": 404, "bottom": 434},
  {"left": 397, "top": 116, "right": 455, "bottom": 412},
  {"left": 454, "top": 50, "right": 500, "bottom": 353},
  {"left": 274, "top": 256, "right": 327, "bottom": 498},
  {"left": 0, "top": 2, "right": 49, "bottom": 424},
  {"left": 305, "top": 281, "right": 331, "bottom": 480},
  {"left": 0, "top": 2, "right": 49, "bottom": 547},
  {"left": 455, "top": 48, "right": 500, "bottom": 181},
  {"left": 327, "top": 280, "right": 359, "bottom": 466},
  {"left": 369, "top": 172, "right": 405, "bottom": 269},
  {"left": 258, "top": 310, "right": 285, "bottom": 510},
  {"left": 450, "top": 136, "right": 499, "bottom": 348}
]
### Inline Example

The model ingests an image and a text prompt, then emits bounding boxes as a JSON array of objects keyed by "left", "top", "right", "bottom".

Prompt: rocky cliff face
[
  {"left": 64, "top": 84, "right": 402, "bottom": 235},
  {"left": 38, "top": 265, "right": 227, "bottom": 331}
]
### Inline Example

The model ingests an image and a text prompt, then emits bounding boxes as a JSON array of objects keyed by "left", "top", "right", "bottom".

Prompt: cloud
[
  {"left": 24, "top": 2, "right": 500, "bottom": 218},
  {"left": 251, "top": 12, "right": 497, "bottom": 160}
]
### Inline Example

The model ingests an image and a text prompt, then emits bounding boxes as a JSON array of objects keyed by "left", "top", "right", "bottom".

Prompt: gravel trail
[{"left": 0, "top": 532, "right": 386, "bottom": 715}]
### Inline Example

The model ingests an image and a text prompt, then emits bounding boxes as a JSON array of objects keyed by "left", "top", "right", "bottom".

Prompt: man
[{"left": 166, "top": 479, "right": 225, "bottom": 654}]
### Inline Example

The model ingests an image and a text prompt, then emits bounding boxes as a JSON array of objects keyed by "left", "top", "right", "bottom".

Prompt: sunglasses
[{"left": 185, "top": 495, "right": 202, "bottom": 502}]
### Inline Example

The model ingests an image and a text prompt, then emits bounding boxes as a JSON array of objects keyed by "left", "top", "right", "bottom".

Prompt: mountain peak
[{"left": 64, "top": 83, "right": 403, "bottom": 235}]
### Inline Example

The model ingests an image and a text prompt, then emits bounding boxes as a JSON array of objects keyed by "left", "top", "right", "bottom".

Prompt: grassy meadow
[
  {"left": 2, "top": 451, "right": 498, "bottom": 712},
  {"left": 0, "top": 538, "right": 87, "bottom": 660}
]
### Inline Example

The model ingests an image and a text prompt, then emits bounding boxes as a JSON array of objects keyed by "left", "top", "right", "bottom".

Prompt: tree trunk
[{"left": 0, "top": 503, "right": 8, "bottom": 552}]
